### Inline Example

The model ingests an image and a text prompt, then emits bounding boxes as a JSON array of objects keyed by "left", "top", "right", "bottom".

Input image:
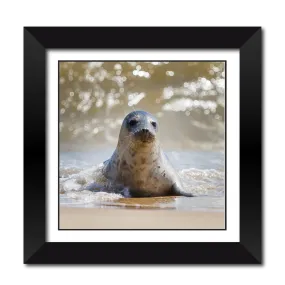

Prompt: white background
[{"left": 48, "top": 50, "right": 239, "bottom": 242}]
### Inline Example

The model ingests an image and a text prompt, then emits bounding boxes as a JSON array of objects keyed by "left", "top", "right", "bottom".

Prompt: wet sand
[{"left": 60, "top": 207, "right": 225, "bottom": 229}]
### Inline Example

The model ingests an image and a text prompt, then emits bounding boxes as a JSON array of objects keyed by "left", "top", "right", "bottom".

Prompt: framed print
[{"left": 24, "top": 27, "right": 262, "bottom": 264}]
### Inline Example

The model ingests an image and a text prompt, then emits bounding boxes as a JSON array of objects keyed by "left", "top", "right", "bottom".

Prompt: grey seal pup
[{"left": 102, "top": 110, "right": 194, "bottom": 197}]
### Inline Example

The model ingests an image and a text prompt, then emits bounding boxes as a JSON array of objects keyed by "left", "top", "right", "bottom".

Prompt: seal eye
[
  {"left": 129, "top": 119, "right": 138, "bottom": 127},
  {"left": 151, "top": 121, "right": 157, "bottom": 128}
]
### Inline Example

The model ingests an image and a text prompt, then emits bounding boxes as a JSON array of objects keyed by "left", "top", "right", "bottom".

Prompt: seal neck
[{"left": 118, "top": 139, "right": 160, "bottom": 154}]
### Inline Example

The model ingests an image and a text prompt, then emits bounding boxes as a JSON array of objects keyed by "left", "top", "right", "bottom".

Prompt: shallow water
[{"left": 59, "top": 149, "right": 225, "bottom": 212}]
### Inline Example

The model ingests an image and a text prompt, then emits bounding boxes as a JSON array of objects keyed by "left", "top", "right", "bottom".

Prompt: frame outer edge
[
  {"left": 24, "top": 28, "right": 46, "bottom": 263},
  {"left": 16, "top": 24, "right": 23, "bottom": 264},
  {"left": 240, "top": 27, "right": 262, "bottom": 263}
]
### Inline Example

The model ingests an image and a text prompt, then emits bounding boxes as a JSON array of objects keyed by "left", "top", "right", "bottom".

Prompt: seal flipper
[{"left": 170, "top": 183, "right": 195, "bottom": 197}]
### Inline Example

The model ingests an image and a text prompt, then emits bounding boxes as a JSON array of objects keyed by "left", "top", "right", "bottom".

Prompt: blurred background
[{"left": 59, "top": 61, "right": 225, "bottom": 151}]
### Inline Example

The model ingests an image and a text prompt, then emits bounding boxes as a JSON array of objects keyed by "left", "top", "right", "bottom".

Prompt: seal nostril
[{"left": 142, "top": 128, "right": 149, "bottom": 133}]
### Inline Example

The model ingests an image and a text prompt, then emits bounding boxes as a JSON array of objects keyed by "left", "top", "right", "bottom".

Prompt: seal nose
[{"left": 134, "top": 127, "right": 154, "bottom": 143}]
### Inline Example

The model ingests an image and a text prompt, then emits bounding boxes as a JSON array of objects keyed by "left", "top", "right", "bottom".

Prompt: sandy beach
[{"left": 60, "top": 207, "right": 225, "bottom": 229}]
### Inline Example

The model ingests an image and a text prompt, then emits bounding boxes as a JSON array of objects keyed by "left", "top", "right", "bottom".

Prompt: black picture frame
[{"left": 24, "top": 27, "right": 262, "bottom": 264}]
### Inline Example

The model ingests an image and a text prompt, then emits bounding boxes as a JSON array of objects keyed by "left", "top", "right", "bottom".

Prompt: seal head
[
  {"left": 102, "top": 110, "right": 193, "bottom": 197},
  {"left": 119, "top": 110, "right": 157, "bottom": 145}
]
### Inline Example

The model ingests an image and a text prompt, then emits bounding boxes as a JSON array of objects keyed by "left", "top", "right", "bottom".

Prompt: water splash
[{"left": 59, "top": 153, "right": 224, "bottom": 209}]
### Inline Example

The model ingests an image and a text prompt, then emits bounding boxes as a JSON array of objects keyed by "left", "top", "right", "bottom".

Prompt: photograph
[
  {"left": 59, "top": 61, "right": 226, "bottom": 230},
  {"left": 24, "top": 26, "right": 261, "bottom": 264}
]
